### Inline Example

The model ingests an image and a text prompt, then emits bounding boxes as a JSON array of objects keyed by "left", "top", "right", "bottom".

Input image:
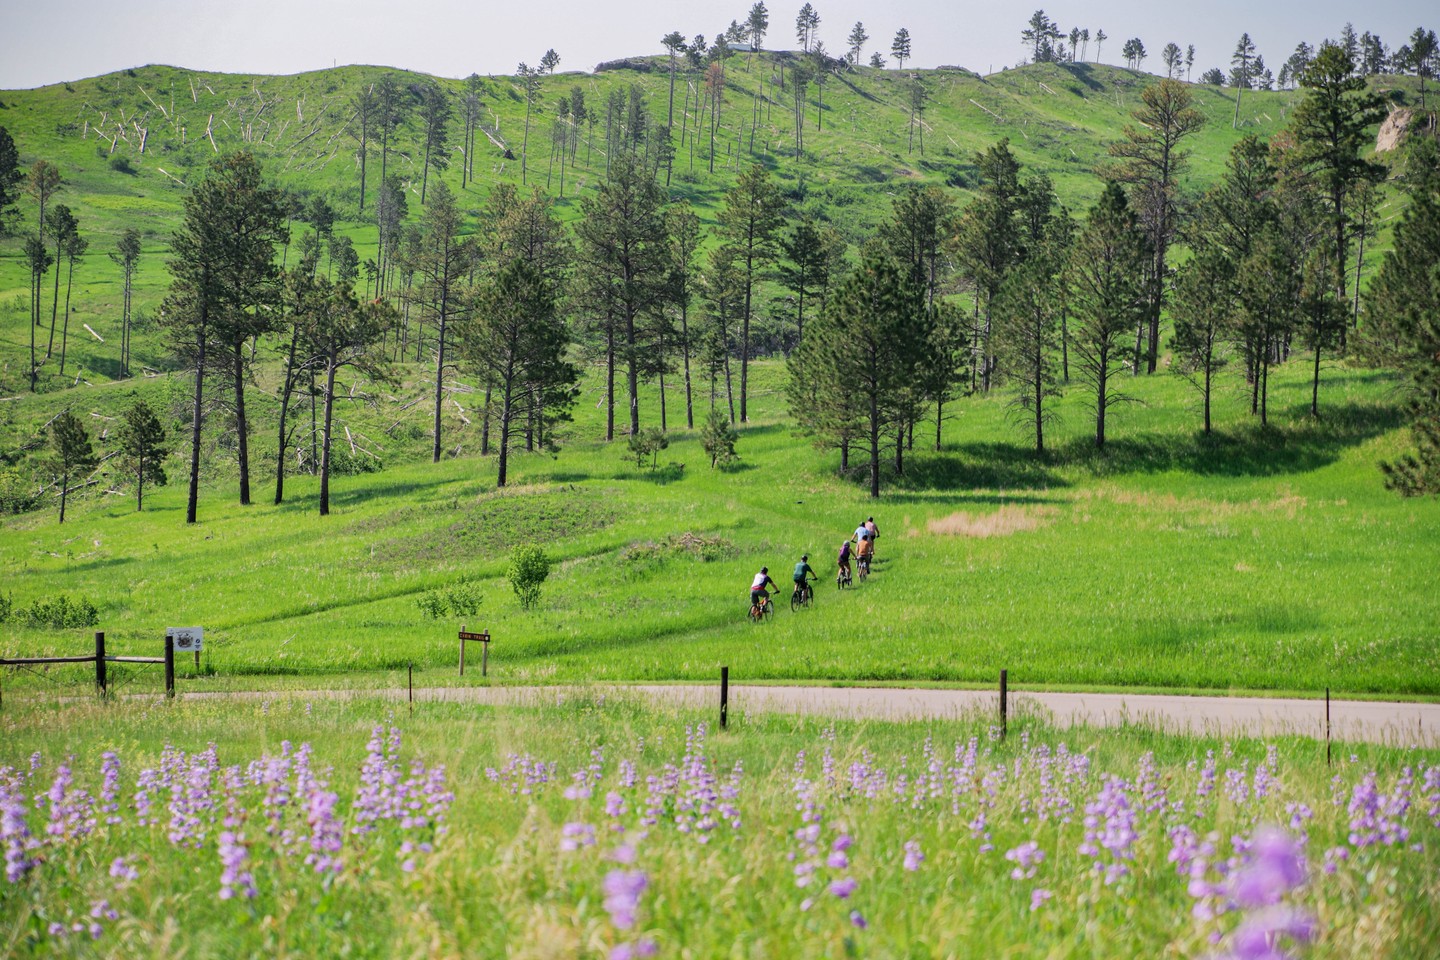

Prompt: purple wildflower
[
  {"left": 603, "top": 870, "right": 648, "bottom": 929},
  {"left": 903, "top": 840, "right": 925, "bottom": 872}
]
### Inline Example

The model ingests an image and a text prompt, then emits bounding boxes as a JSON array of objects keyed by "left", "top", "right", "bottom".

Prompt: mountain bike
[
  {"left": 857, "top": 555, "right": 870, "bottom": 582},
  {"left": 837, "top": 566, "right": 853, "bottom": 589},
  {"left": 791, "top": 580, "right": 815, "bottom": 611},
  {"left": 749, "top": 594, "right": 773, "bottom": 622}
]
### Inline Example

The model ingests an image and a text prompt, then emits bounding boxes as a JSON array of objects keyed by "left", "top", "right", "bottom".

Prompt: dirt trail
[{"left": 183, "top": 684, "right": 1440, "bottom": 748}]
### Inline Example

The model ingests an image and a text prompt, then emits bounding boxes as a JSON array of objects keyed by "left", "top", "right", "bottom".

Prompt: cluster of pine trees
[{"left": 2, "top": 30, "right": 1439, "bottom": 520}]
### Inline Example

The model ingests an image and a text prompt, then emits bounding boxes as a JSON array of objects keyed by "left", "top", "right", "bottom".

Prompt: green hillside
[
  {"left": 1, "top": 58, "right": 1435, "bottom": 700},
  {"left": 0, "top": 58, "right": 1417, "bottom": 390}
]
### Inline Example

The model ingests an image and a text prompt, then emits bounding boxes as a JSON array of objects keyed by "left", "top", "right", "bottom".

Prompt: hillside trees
[
  {"left": 795, "top": 252, "right": 928, "bottom": 496},
  {"left": 24, "top": 237, "right": 50, "bottom": 392},
  {"left": 49, "top": 410, "right": 95, "bottom": 524},
  {"left": 405, "top": 182, "right": 475, "bottom": 463},
  {"left": 1170, "top": 246, "right": 1234, "bottom": 433},
  {"left": 1104, "top": 78, "right": 1206, "bottom": 375},
  {"left": 460, "top": 74, "right": 484, "bottom": 189},
  {"left": 349, "top": 83, "right": 377, "bottom": 212},
  {"left": 43, "top": 204, "right": 77, "bottom": 360},
  {"left": 1365, "top": 145, "right": 1440, "bottom": 494},
  {"left": 1066, "top": 183, "right": 1147, "bottom": 448},
  {"left": 1022, "top": 11, "right": 1062, "bottom": 64},
  {"left": 116, "top": 398, "right": 168, "bottom": 512},
  {"left": 717, "top": 163, "right": 786, "bottom": 423},
  {"left": 665, "top": 204, "right": 702, "bottom": 428},
  {"left": 57, "top": 221, "right": 87, "bottom": 374},
  {"left": 417, "top": 82, "right": 452, "bottom": 205},
  {"left": 374, "top": 74, "right": 409, "bottom": 194},
  {"left": 164, "top": 151, "right": 287, "bottom": 523},
  {"left": 110, "top": 229, "right": 141, "bottom": 378},
  {"left": 517, "top": 63, "right": 542, "bottom": 185},
  {"left": 462, "top": 260, "right": 577, "bottom": 488},
  {"left": 575, "top": 150, "right": 670, "bottom": 439},
  {"left": 796, "top": 4, "right": 820, "bottom": 52},
  {"left": 993, "top": 176, "right": 1067, "bottom": 454},
  {"left": 955, "top": 139, "right": 1022, "bottom": 393},
  {"left": 994, "top": 255, "right": 1063, "bottom": 455},
  {"left": 1289, "top": 41, "right": 1387, "bottom": 349},
  {"left": 0, "top": 126, "right": 19, "bottom": 236},
  {"left": 297, "top": 272, "right": 396, "bottom": 515}
]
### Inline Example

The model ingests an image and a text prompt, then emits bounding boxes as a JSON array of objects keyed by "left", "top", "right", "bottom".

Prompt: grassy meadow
[
  {"left": 1, "top": 351, "right": 1436, "bottom": 698},
  {"left": 0, "top": 694, "right": 1437, "bottom": 958}
]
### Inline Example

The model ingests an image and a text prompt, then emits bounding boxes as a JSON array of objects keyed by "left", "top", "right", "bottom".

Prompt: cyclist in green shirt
[{"left": 793, "top": 555, "right": 817, "bottom": 601}]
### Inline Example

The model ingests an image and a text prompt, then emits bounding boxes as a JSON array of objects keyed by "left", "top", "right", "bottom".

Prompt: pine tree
[
  {"left": 1066, "top": 183, "right": 1147, "bottom": 448},
  {"left": 574, "top": 151, "right": 671, "bottom": 438},
  {"left": 847, "top": 22, "right": 869, "bottom": 65},
  {"left": 1104, "top": 78, "right": 1207, "bottom": 374},
  {"left": 417, "top": 82, "right": 452, "bottom": 205},
  {"left": 110, "top": 229, "right": 141, "bottom": 378},
  {"left": 0, "top": 126, "right": 21, "bottom": 238},
  {"left": 163, "top": 152, "right": 287, "bottom": 523},
  {"left": 1363, "top": 142, "right": 1440, "bottom": 494},
  {"left": 1170, "top": 245, "right": 1234, "bottom": 434},
  {"left": 955, "top": 139, "right": 1022, "bottom": 392},
  {"left": 404, "top": 181, "right": 476, "bottom": 463},
  {"left": 1290, "top": 41, "right": 1386, "bottom": 348},
  {"left": 716, "top": 164, "right": 786, "bottom": 422},
  {"left": 1231, "top": 33, "right": 1257, "bottom": 127},
  {"left": 700, "top": 408, "right": 739, "bottom": 467},
  {"left": 50, "top": 410, "right": 96, "bottom": 524},
  {"left": 891, "top": 28, "right": 912, "bottom": 70},
  {"left": 117, "top": 398, "right": 169, "bottom": 511}
]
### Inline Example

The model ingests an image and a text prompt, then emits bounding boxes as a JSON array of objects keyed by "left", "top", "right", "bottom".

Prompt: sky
[{"left": 1, "top": 0, "right": 1432, "bottom": 90}]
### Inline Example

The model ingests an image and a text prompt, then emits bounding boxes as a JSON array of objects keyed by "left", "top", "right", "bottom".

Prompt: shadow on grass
[
  {"left": 1057, "top": 400, "right": 1404, "bottom": 478},
  {"left": 872, "top": 400, "right": 1402, "bottom": 496}
]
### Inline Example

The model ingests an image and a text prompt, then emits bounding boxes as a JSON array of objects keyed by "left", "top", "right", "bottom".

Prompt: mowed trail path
[{"left": 187, "top": 685, "right": 1440, "bottom": 748}]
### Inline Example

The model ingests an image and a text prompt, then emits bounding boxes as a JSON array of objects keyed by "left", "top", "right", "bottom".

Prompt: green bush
[
  {"left": 18, "top": 594, "right": 100, "bottom": 629},
  {"left": 414, "top": 578, "right": 483, "bottom": 620},
  {"left": 0, "top": 592, "right": 11, "bottom": 623},
  {"left": 109, "top": 155, "right": 136, "bottom": 175},
  {"left": 507, "top": 545, "right": 551, "bottom": 611}
]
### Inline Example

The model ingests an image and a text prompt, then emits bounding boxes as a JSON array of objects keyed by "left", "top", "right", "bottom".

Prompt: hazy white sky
[{"left": 1, "top": 0, "right": 1432, "bottom": 89}]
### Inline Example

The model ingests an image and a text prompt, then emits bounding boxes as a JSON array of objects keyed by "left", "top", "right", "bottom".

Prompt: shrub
[
  {"left": 0, "top": 592, "right": 10, "bottom": 623},
  {"left": 18, "top": 594, "right": 100, "bottom": 629},
  {"left": 701, "top": 411, "right": 739, "bottom": 468},
  {"left": 109, "top": 155, "right": 136, "bottom": 174},
  {"left": 508, "top": 545, "right": 551, "bottom": 610},
  {"left": 626, "top": 427, "right": 669, "bottom": 470},
  {"left": 414, "top": 578, "right": 483, "bottom": 620}
]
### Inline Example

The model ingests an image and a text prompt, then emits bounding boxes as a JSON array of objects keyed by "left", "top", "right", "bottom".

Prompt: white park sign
[{"left": 167, "top": 627, "right": 203, "bottom": 652}]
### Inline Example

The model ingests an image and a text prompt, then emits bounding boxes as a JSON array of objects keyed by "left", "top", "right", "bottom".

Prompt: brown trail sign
[{"left": 458, "top": 626, "right": 491, "bottom": 677}]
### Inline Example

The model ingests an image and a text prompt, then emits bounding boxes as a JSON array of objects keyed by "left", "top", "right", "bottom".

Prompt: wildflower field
[{"left": 2, "top": 694, "right": 1437, "bottom": 958}]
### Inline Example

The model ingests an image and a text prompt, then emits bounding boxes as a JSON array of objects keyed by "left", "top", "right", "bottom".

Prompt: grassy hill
[
  {"left": 0, "top": 58, "right": 1434, "bottom": 700},
  {"left": 0, "top": 58, "right": 1419, "bottom": 391}
]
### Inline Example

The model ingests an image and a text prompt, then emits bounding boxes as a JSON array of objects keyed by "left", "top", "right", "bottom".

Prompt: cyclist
[
  {"left": 837, "top": 540, "right": 853, "bottom": 583},
  {"left": 750, "top": 566, "right": 779, "bottom": 612},
  {"left": 864, "top": 516, "right": 879, "bottom": 558},
  {"left": 793, "top": 554, "right": 817, "bottom": 601},
  {"left": 852, "top": 521, "right": 874, "bottom": 574}
]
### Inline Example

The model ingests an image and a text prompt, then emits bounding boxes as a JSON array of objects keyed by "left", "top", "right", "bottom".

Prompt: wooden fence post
[
  {"left": 1326, "top": 687, "right": 1331, "bottom": 767},
  {"left": 164, "top": 633, "right": 175, "bottom": 699},
  {"left": 94, "top": 631, "right": 106, "bottom": 698},
  {"left": 1000, "top": 669, "right": 1008, "bottom": 741},
  {"left": 459, "top": 624, "right": 467, "bottom": 676},
  {"left": 720, "top": 665, "right": 729, "bottom": 730}
]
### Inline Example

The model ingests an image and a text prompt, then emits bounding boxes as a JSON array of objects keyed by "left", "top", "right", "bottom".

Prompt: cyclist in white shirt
[{"left": 750, "top": 567, "right": 779, "bottom": 609}]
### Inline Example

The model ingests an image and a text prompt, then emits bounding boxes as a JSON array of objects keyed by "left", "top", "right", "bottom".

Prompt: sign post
[
  {"left": 167, "top": 627, "right": 204, "bottom": 671},
  {"left": 458, "top": 626, "right": 491, "bottom": 677}
]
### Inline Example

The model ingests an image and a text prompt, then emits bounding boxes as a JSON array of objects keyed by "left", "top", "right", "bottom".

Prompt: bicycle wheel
[{"left": 791, "top": 590, "right": 801, "bottom": 612}]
